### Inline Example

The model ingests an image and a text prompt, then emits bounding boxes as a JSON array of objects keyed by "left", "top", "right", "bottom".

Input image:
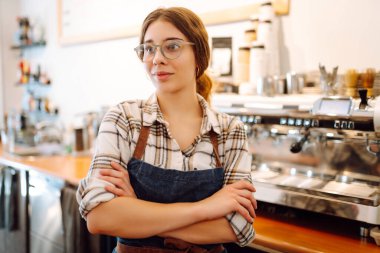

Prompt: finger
[
  {"left": 126, "top": 186, "right": 137, "bottom": 198},
  {"left": 98, "top": 168, "right": 110, "bottom": 176},
  {"left": 99, "top": 168, "right": 121, "bottom": 178},
  {"left": 100, "top": 172, "right": 136, "bottom": 198},
  {"left": 237, "top": 196, "right": 256, "bottom": 218},
  {"left": 105, "top": 185, "right": 128, "bottom": 197},
  {"left": 99, "top": 169, "right": 112, "bottom": 177},
  {"left": 99, "top": 176, "right": 126, "bottom": 190},
  {"left": 104, "top": 185, "right": 121, "bottom": 196},
  {"left": 123, "top": 169, "right": 131, "bottom": 183},
  {"left": 251, "top": 194, "right": 258, "bottom": 209},
  {"left": 236, "top": 189, "right": 255, "bottom": 199},
  {"left": 236, "top": 204, "right": 253, "bottom": 223},
  {"left": 105, "top": 182, "right": 135, "bottom": 196},
  {"left": 110, "top": 162, "right": 130, "bottom": 182},
  {"left": 111, "top": 161, "right": 126, "bottom": 172},
  {"left": 232, "top": 180, "right": 256, "bottom": 192}
]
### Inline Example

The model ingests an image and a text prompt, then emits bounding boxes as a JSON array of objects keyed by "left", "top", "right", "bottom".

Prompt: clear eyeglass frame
[{"left": 134, "top": 39, "right": 195, "bottom": 62}]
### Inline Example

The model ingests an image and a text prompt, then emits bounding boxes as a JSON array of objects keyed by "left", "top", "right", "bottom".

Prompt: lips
[{"left": 153, "top": 71, "right": 173, "bottom": 81}]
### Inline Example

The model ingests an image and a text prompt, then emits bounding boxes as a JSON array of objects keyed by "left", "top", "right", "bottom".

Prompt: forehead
[{"left": 144, "top": 20, "right": 187, "bottom": 43}]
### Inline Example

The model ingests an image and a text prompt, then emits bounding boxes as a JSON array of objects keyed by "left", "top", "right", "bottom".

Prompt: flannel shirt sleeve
[
  {"left": 76, "top": 105, "right": 132, "bottom": 219},
  {"left": 223, "top": 118, "right": 255, "bottom": 247}
]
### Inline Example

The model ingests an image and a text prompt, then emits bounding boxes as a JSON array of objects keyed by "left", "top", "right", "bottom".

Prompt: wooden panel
[{"left": 57, "top": 0, "right": 290, "bottom": 46}]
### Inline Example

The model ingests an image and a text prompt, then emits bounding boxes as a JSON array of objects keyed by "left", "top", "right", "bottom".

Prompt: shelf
[
  {"left": 16, "top": 82, "right": 51, "bottom": 87},
  {"left": 11, "top": 41, "right": 47, "bottom": 50}
]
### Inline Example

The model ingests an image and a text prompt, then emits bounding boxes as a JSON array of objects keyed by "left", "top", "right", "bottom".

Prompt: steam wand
[{"left": 290, "top": 128, "right": 310, "bottom": 153}]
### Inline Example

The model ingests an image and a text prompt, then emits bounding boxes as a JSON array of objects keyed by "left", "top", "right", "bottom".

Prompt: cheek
[
  {"left": 144, "top": 63, "right": 151, "bottom": 73},
  {"left": 144, "top": 64, "right": 153, "bottom": 79}
]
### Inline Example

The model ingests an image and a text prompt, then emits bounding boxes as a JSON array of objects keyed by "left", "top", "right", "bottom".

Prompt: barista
[{"left": 77, "top": 7, "right": 256, "bottom": 253}]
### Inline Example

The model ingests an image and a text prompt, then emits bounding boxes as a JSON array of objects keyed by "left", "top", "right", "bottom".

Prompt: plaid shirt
[{"left": 76, "top": 93, "right": 254, "bottom": 246}]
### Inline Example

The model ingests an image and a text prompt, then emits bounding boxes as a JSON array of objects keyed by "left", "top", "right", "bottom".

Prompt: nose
[{"left": 152, "top": 46, "right": 166, "bottom": 65}]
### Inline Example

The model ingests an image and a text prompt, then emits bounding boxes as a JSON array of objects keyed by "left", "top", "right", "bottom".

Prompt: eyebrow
[{"left": 143, "top": 37, "right": 185, "bottom": 43}]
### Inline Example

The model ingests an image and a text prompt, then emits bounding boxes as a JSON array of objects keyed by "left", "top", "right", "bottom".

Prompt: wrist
[{"left": 191, "top": 200, "right": 208, "bottom": 221}]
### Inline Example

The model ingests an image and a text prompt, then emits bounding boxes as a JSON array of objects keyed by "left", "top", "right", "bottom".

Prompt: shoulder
[
  {"left": 100, "top": 99, "right": 147, "bottom": 131},
  {"left": 104, "top": 99, "right": 145, "bottom": 120}
]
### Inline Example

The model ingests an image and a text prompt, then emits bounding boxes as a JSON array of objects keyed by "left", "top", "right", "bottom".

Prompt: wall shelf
[{"left": 11, "top": 40, "right": 47, "bottom": 50}]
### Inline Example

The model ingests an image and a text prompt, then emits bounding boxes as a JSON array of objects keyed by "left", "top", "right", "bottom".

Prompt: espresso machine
[{"left": 213, "top": 93, "right": 380, "bottom": 233}]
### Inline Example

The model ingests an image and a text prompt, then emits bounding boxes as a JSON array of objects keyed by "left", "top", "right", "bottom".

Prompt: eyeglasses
[{"left": 134, "top": 39, "right": 195, "bottom": 62}]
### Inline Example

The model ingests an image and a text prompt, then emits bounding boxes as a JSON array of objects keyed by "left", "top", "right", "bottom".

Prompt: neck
[{"left": 156, "top": 91, "right": 202, "bottom": 119}]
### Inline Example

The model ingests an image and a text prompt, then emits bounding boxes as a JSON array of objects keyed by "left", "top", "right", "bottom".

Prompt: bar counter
[{"left": 0, "top": 145, "right": 378, "bottom": 252}]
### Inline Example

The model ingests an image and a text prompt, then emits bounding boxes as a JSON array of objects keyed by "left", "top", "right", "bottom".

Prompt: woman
[{"left": 77, "top": 7, "right": 257, "bottom": 253}]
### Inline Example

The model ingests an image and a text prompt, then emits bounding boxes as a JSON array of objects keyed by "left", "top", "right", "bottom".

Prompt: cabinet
[
  {"left": 0, "top": 165, "right": 65, "bottom": 253},
  {"left": 0, "top": 160, "right": 116, "bottom": 253},
  {"left": 0, "top": 165, "right": 29, "bottom": 253},
  {"left": 28, "top": 170, "right": 64, "bottom": 253}
]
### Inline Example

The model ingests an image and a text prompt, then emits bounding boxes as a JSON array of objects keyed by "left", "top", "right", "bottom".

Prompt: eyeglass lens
[{"left": 135, "top": 40, "right": 189, "bottom": 62}]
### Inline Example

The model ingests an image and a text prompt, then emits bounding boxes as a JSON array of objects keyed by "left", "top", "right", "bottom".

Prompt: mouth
[{"left": 153, "top": 71, "right": 173, "bottom": 81}]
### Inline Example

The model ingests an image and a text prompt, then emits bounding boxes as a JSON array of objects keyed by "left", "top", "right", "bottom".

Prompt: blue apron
[{"left": 115, "top": 125, "right": 226, "bottom": 252}]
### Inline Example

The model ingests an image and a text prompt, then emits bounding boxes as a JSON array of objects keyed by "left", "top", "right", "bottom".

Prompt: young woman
[{"left": 77, "top": 7, "right": 257, "bottom": 253}]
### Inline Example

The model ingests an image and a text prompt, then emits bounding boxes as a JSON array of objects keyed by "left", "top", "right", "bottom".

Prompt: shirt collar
[
  {"left": 197, "top": 94, "right": 221, "bottom": 135},
  {"left": 141, "top": 93, "right": 221, "bottom": 135}
]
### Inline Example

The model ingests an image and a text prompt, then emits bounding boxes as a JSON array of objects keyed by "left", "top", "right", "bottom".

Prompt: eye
[
  {"left": 144, "top": 44, "right": 155, "bottom": 54},
  {"left": 165, "top": 41, "right": 181, "bottom": 52}
]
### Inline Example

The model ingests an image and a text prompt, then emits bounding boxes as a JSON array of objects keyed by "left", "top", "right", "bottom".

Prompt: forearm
[
  {"left": 87, "top": 197, "right": 204, "bottom": 238},
  {"left": 160, "top": 218, "right": 237, "bottom": 244}
]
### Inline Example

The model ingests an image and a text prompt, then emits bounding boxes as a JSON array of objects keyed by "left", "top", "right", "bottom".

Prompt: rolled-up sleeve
[
  {"left": 76, "top": 106, "right": 131, "bottom": 219},
  {"left": 223, "top": 118, "right": 255, "bottom": 246}
]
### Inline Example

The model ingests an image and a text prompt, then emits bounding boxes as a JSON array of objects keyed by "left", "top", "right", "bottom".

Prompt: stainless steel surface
[
  {"left": 2, "top": 111, "right": 64, "bottom": 157},
  {"left": 29, "top": 170, "right": 64, "bottom": 253},
  {"left": 0, "top": 166, "right": 28, "bottom": 253},
  {"left": 360, "top": 227, "right": 370, "bottom": 237},
  {"left": 214, "top": 94, "right": 380, "bottom": 225}
]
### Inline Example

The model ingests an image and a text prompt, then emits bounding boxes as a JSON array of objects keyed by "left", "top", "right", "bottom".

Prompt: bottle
[
  {"left": 236, "top": 46, "right": 250, "bottom": 84},
  {"left": 244, "top": 29, "right": 257, "bottom": 45},
  {"left": 257, "top": 2, "right": 280, "bottom": 76},
  {"left": 6, "top": 111, "right": 17, "bottom": 153},
  {"left": 249, "top": 42, "right": 267, "bottom": 86},
  {"left": 249, "top": 15, "right": 259, "bottom": 30}
]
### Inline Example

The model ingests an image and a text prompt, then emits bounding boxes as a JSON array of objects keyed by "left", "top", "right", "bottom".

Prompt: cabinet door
[
  {"left": 0, "top": 166, "right": 6, "bottom": 253},
  {"left": 0, "top": 166, "right": 28, "bottom": 253},
  {"left": 29, "top": 170, "right": 64, "bottom": 253}
]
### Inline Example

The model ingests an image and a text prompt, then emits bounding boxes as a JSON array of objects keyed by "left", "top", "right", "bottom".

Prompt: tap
[
  {"left": 366, "top": 139, "right": 380, "bottom": 158},
  {"left": 290, "top": 129, "right": 310, "bottom": 153},
  {"left": 358, "top": 89, "right": 369, "bottom": 110}
]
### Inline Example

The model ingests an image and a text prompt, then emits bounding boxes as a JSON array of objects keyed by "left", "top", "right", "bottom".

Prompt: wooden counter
[
  {"left": 252, "top": 216, "right": 379, "bottom": 253},
  {"left": 0, "top": 145, "right": 379, "bottom": 252},
  {"left": 0, "top": 145, "right": 91, "bottom": 185}
]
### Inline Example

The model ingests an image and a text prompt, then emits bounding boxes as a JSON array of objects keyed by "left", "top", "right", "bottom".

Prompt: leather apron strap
[
  {"left": 132, "top": 126, "right": 150, "bottom": 160},
  {"left": 132, "top": 125, "right": 222, "bottom": 168},
  {"left": 209, "top": 131, "right": 222, "bottom": 168}
]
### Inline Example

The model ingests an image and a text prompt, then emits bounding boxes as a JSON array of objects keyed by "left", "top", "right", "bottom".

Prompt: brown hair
[{"left": 139, "top": 7, "right": 213, "bottom": 102}]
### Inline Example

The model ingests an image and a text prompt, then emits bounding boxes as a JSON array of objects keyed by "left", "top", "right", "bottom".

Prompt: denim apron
[{"left": 114, "top": 125, "right": 226, "bottom": 253}]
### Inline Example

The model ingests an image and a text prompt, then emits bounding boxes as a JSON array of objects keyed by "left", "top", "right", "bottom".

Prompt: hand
[
  {"left": 199, "top": 180, "right": 257, "bottom": 223},
  {"left": 98, "top": 161, "right": 137, "bottom": 198}
]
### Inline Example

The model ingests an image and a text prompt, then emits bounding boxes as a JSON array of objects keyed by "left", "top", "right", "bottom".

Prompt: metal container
[
  {"left": 286, "top": 72, "right": 302, "bottom": 94},
  {"left": 256, "top": 76, "right": 275, "bottom": 96}
]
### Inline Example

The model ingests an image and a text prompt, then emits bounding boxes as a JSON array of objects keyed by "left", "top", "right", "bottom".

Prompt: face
[{"left": 142, "top": 20, "right": 197, "bottom": 96}]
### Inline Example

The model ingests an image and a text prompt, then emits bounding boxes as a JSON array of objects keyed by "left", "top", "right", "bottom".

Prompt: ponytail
[{"left": 196, "top": 73, "right": 213, "bottom": 103}]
